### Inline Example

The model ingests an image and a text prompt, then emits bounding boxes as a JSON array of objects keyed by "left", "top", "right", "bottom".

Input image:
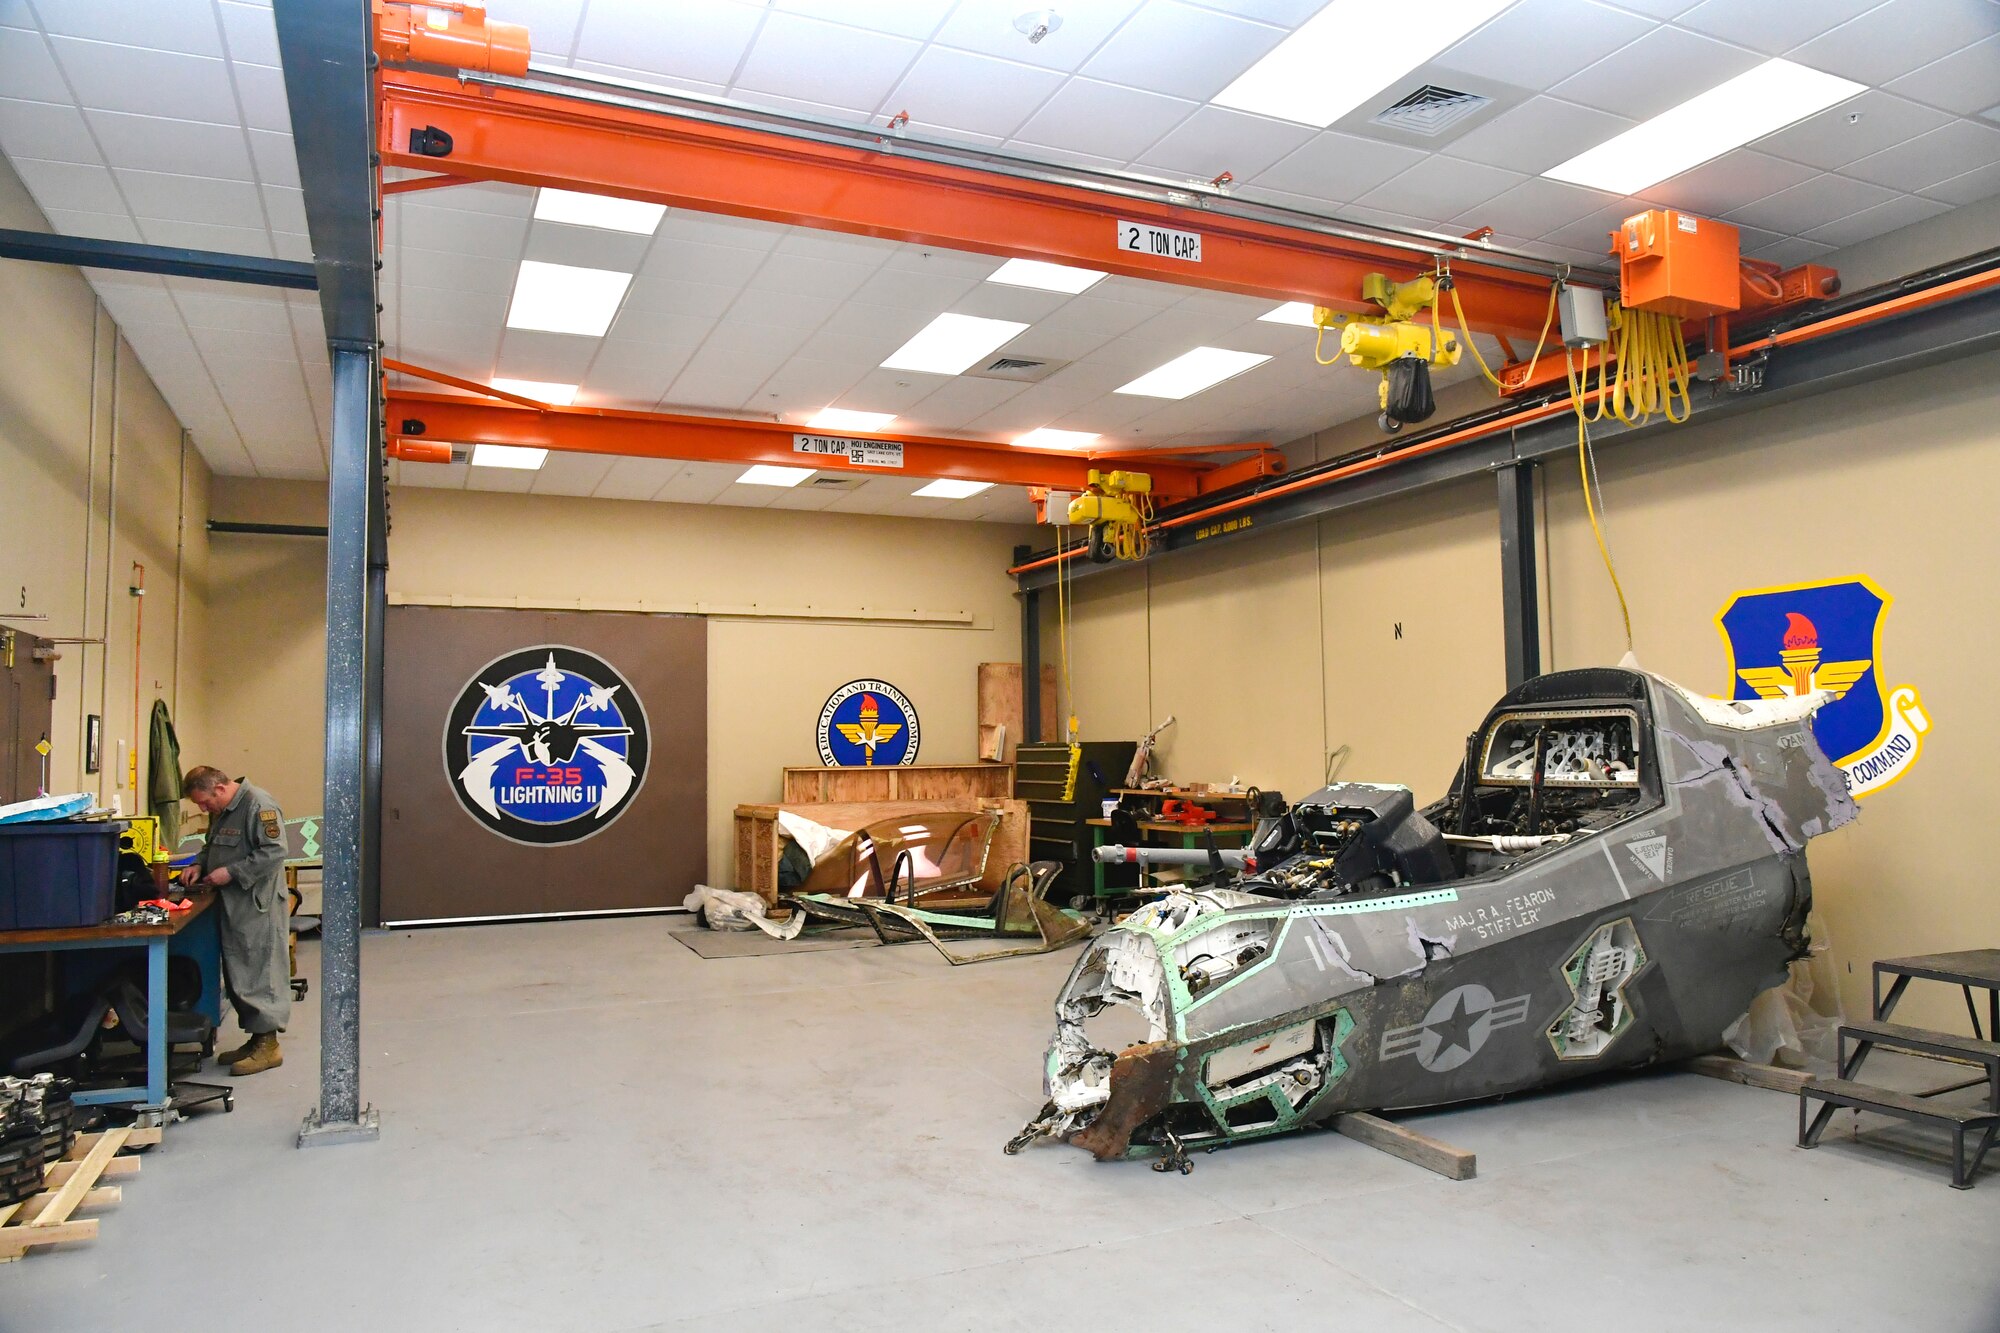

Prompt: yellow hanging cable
[
  {"left": 1054, "top": 523, "right": 1079, "bottom": 742},
  {"left": 1313, "top": 318, "right": 1341, "bottom": 366},
  {"left": 1448, "top": 280, "right": 1559, "bottom": 392},
  {"left": 1564, "top": 347, "right": 1634, "bottom": 653}
]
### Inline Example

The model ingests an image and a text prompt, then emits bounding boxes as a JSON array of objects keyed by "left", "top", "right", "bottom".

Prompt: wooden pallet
[{"left": 0, "top": 1125, "right": 161, "bottom": 1263}]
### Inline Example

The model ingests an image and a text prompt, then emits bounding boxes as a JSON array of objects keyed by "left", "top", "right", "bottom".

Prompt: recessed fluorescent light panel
[
  {"left": 1258, "top": 301, "right": 1320, "bottom": 327},
  {"left": 1116, "top": 347, "right": 1271, "bottom": 399},
  {"left": 987, "top": 258, "right": 1106, "bottom": 293},
  {"left": 533, "top": 187, "right": 667, "bottom": 235},
  {"left": 1213, "top": 0, "right": 1514, "bottom": 128},
  {"left": 913, "top": 479, "right": 993, "bottom": 499},
  {"left": 470, "top": 444, "right": 547, "bottom": 470},
  {"left": 489, "top": 378, "right": 578, "bottom": 406},
  {"left": 881, "top": 313, "right": 1030, "bottom": 375},
  {"left": 807, "top": 408, "right": 897, "bottom": 432},
  {"left": 737, "top": 464, "right": 815, "bottom": 487},
  {"left": 1544, "top": 59, "right": 1865, "bottom": 195},
  {"left": 505, "top": 260, "right": 633, "bottom": 337},
  {"left": 1014, "top": 427, "right": 1101, "bottom": 449}
]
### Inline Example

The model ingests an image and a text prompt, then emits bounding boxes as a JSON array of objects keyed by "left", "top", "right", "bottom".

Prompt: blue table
[{"left": 0, "top": 890, "right": 217, "bottom": 1111}]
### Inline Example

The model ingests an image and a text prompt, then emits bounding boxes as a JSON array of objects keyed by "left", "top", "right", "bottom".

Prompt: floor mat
[{"left": 667, "top": 925, "right": 885, "bottom": 959}]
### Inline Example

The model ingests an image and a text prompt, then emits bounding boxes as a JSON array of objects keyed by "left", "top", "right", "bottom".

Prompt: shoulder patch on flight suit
[{"left": 259, "top": 808, "right": 282, "bottom": 840}]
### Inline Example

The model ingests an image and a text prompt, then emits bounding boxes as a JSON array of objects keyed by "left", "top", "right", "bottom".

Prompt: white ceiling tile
[
  {"left": 394, "top": 202, "right": 529, "bottom": 260},
  {"left": 949, "top": 280, "right": 1074, "bottom": 325},
  {"left": 641, "top": 238, "right": 774, "bottom": 287},
  {"left": 702, "top": 318, "right": 815, "bottom": 362},
  {"left": 1248, "top": 131, "right": 1428, "bottom": 206},
  {"left": 734, "top": 12, "right": 921, "bottom": 113},
  {"left": 1358, "top": 156, "right": 1525, "bottom": 222},
  {"left": 769, "top": 0, "right": 958, "bottom": 40},
  {"left": 879, "top": 245, "right": 997, "bottom": 278},
  {"left": 1887, "top": 33, "right": 2000, "bottom": 117},
  {"left": 172, "top": 287, "right": 294, "bottom": 334},
  {"left": 1724, "top": 173, "right": 1901, "bottom": 234},
  {"left": 1436, "top": 0, "right": 1653, "bottom": 88},
  {"left": 609, "top": 305, "right": 716, "bottom": 345},
  {"left": 882, "top": 46, "right": 1065, "bottom": 138},
  {"left": 37, "top": 0, "right": 224, "bottom": 57},
  {"left": 230, "top": 61, "right": 290, "bottom": 133},
  {"left": 931, "top": 0, "right": 1145, "bottom": 74},
  {"left": 750, "top": 355, "right": 871, "bottom": 408},
  {"left": 654, "top": 462, "right": 736, "bottom": 504},
  {"left": 848, "top": 263, "right": 983, "bottom": 311},
  {"left": 47, "top": 37, "right": 238, "bottom": 122},
  {"left": 1844, "top": 119, "right": 2000, "bottom": 193},
  {"left": 656, "top": 210, "right": 786, "bottom": 250},
  {"left": 1013, "top": 78, "right": 1196, "bottom": 162},
  {"left": 84, "top": 109, "right": 253, "bottom": 179},
  {"left": 496, "top": 329, "right": 605, "bottom": 382},
  {"left": 190, "top": 323, "right": 297, "bottom": 365},
  {"left": 392, "top": 247, "right": 519, "bottom": 297},
  {"left": 392, "top": 317, "right": 501, "bottom": 372},
  {"left": 43, "top": 206, "right": 140, "bottom": 242},
  {"left": 906, "top": 374, "right": 1027, "bottom": 429},
  {"left": 1639, "top": 149, "right": 1818, "bottom": 215},
  {"left": 1745, "top": 236, "right": 1838, "bottom": 268},
  {"left": 572, "top": 0, "right": 766, "bottom": 86},
  {"left": 486, "top": 0, "right": 590, "bottom": 61},
  {"left": 592, "top": 457, "right": 687, "bottom": 500},
  {"left": 394, "top": 461, "right": 470, "bottom": 490},
  {"left": 1552, "top": 25, "right": 1762, "bottom": 121},
  {"left": 1674, "top": 0, "right": 1885, "bottom": 54},
  {"left": 12, "top": 156, "right": 124, "bottom": 212},
  {"left": 1922, "top": 159, "right": 2000, "bottom": 205},
  {"left": 1540, "top": 198, "right": 1642, "bottom": 250},
  {"left": 464, "top": 462, "right": 540, "bottom": 493},
  {"left": 741, "top": 251, "right": 880, "bottom": 300},
  {"left": 90, "top": 275, "right": 179, "bottom": 323},
  {"left": 1133, "top": 105, "right": 1314, "bottom": 182},
  {"left": 270, "top": 230, "right": 309, "bottom": 262},
  {"left": 723, "top": 286, "right": 842, "bottom": 329},
  {"left": 1791, "top": 0, "right": 2000, "bottom": 87},
  {"left": 1751, "top": 91, "right": 1951, "bottom": 171},
  {"left": 621, "top": 276, "right": 738, "bottom": 320},
  {"left": 0, "top": 26, "right": 70, "bottom": 103},
  {"left": 1452, "top": 176, "right": 1624, "bottom": 238},
  {"left": 1440, "top": 96, "right": 1635, "bottom": 177},
  {"left": 522, "top": 219, "right": 652, "bottom": 272},
  {"left": 246, "top": 128, "right": 296, "bottom": 186},
  {"left": 771, "top": 229, "right": 896, "bottom": 263},
  {"left": 112, "top": 168, "right": 260, "bottom": 226},
  {"left": 0, "top": 96, "right": 98, "bottom": 163},
  {"left": 1798, "top": 191, "right": 1953, "bottom": 246},
  {"left": 217, "top": 1, "right": 281, "bottom": 65},
  {"left": 399, "top": 284, "right": 509, "bottom": 328},
  {"left": 529, "top": 450, "right": 617, "bottom": 495},
  {"left": 416, "top": 181, "right": 533, "bottom": 218},
  {"left": 1080, "top": 1, "right": 1286, "bottom": 102}
]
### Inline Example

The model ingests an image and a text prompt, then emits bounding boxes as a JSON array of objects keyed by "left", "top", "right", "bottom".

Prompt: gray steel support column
[
  {"left": 362, "top": 560, "right": 385, "bottom": 928},
  {"left": 1021, "top": 586, "right": 1042, "bottom": 745},
  {"left": 1496, "top": 460, "right": 1541, "bottom": 689},
  {"left": 300, "top": 345, "right": 379, "bottom": 1146}
]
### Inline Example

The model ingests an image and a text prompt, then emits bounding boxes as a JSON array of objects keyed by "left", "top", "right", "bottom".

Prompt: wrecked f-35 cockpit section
[{"left": 1008, "top": 667, "right": 1857, "bottom": 1167}]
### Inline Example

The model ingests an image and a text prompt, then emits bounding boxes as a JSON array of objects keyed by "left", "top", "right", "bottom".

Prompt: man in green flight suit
[{"left": 178, "top": 766, "right": 290, "bottom": 1076}]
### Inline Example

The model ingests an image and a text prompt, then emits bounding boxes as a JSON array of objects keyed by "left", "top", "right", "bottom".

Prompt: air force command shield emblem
[
  {"left": 817, "top": 679, "right": 920, "bottom": 767},
  {"left": 1716, "top": 576, "right": 1930, "bottom": 798},
  {"left": 444, "top": 645, "right": 649, "bottom": 844}
]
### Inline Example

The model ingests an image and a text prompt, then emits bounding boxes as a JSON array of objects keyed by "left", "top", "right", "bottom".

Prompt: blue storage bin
[{"left": 0, "top": 820, "right": 126, "bottom": 930}]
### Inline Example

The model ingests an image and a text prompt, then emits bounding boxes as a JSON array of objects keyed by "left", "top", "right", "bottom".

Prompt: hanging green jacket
[{"left": 148, "top": 698, "right": 181, "bottom": 848}]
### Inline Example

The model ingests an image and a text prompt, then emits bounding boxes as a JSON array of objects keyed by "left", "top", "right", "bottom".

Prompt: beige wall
[
  {"left": 1051, "top": 205, "right": 2000, "bottom": 1027},
  {"left": 0, "top": 156, "right": 209, "bottom": 810},
  {"left": 216, "top": 479, "right": 1037, "bottom": 881}
]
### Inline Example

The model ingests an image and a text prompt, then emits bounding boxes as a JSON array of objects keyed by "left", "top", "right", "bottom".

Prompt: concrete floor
[{"left": 7, "top": 916, "right": 1998, "bottom": 1331}]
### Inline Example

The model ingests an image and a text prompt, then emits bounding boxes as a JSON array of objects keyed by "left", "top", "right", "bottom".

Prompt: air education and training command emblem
[
  {"left": 444, "top": 645, "right": 649, "bottom": 845},
  {"left": 1717, "top": 575, "right": 1930, "bottom": 799},
  {"left": 817, "top": 679, "right": 920, "bottom": 768}
]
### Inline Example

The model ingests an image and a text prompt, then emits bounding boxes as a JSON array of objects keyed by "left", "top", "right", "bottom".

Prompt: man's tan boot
[
  {"left": 216, "top": 1036, "right": 257, "bottom": 1067},
  {"left": 229, "top": 1032, "right": 283, "bottom": 1076}
]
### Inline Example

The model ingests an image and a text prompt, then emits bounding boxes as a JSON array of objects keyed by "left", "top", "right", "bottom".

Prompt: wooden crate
[
  {"left": 977, "top": 662, "right": 1058, "bottom": 761},
  {"left": 780, "top": 763, "right": 1014, "bottom": 804},
  {"left": 733, "top": 797, "right": 1029, "bottom": 904}
]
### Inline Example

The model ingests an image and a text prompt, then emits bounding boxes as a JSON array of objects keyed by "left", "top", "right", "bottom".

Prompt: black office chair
[{"left": 8, "top": 966, "right": 234, "bottom": 1116}]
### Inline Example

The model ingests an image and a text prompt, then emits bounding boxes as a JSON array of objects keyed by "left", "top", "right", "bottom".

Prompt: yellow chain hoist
[
  {"left": 1066, "top": 469, "right": 1154, "bottom": 564},
  {"left": 1311, "top": 272, "right": 1463, "bottom": 432}
]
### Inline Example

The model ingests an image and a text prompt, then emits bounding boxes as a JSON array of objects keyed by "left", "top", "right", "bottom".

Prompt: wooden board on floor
[
  {"left": 0, "top": 1125, "right": 132, "bottom": 1262},
  {"left": 1684, "top": 1053, "right": 1817, "bottom": 1093},
  {"left": 1334, "top": 1111, "right": 1477, "bottom": 1181}
]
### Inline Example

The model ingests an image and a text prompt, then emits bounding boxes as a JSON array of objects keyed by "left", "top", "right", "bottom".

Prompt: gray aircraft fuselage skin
[{"left": 1016, "top": 667, "right": 1858, "bottom": 1163}]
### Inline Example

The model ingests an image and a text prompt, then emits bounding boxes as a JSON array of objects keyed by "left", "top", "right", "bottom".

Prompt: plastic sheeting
[
  {"left": 1725, "top": 917, "right": 1842, "bottom": 1071},
  {"left": 681, "top": 884, "right": 806, "bottom": 940}
]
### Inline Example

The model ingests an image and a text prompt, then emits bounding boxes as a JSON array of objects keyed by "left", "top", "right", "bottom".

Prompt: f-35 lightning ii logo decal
[{"left": 443, "top": 645, "right": 649, "bottom": 845}]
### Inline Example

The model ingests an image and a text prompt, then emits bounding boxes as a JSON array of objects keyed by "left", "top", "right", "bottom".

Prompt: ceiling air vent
[
  {"left": 809, "top": 476, "right": 860, "bottom": 489},
  {"left": 970, "top": 355, "right": 1065, "bottom": 383},
  {"left": 1371, "top": 85, "right": 1492, "bottom": 137}
]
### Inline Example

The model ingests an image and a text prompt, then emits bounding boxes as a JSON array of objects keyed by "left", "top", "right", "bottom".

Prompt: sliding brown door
[{"left": 379, "top": 606, "right": 706, "bottom": 923}]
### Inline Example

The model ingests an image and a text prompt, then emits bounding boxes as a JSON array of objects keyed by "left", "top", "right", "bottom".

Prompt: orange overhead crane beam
[
  {"left": 385, "top": 385, "right": 1277, "bottom": 499},
  {"left": 374, "top": 66, "right": 1567, "bottom": 340}
]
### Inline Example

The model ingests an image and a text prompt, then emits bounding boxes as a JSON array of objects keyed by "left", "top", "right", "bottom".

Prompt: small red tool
[{"left": 1159, "top": 799, "right": 1218, "bottom": 827}]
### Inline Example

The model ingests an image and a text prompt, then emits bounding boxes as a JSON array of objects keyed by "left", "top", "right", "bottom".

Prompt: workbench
[
  {"left": 0, "top": 891, "right": 217, "bottom": 1113},
  {"left": 1085, "top": 818, "right": 1256, "bottom": 900}
]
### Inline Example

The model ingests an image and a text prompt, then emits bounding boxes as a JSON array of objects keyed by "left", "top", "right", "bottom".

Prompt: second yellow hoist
[
  {"left": 1066, "top": 469, "right": 1153, "bottom": 563},
  {"left": 1311, "top": 272, "right": 1462, "bottom": 433}
]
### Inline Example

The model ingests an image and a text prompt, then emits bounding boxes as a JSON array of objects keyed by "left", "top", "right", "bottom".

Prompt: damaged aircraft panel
[{"left": 1008, "top": 667, "right": 1858, "bottom": 1167}]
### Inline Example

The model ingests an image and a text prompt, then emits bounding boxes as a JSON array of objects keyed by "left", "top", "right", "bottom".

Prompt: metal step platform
[{"left": 1799, "top": 1077, "right": 1999, "bottom": 1190}]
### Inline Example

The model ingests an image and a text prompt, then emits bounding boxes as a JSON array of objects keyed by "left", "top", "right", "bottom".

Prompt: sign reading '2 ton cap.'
[
  {"left": 817, "top": 679, "right": 920, "bottom": 768},
  {"left": 444, "top": 645, "right": 650, "bottom": 844}
]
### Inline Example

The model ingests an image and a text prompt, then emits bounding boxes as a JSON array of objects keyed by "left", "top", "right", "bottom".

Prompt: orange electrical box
[{"left": 1617, "top": 209, "right": 1740, "bottom": 319}]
